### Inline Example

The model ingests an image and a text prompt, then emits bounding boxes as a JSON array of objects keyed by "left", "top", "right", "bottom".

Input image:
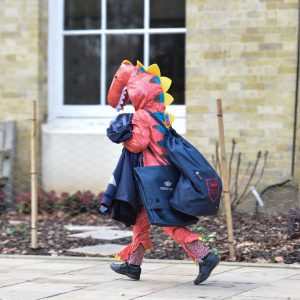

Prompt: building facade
[{"left": 0, "top": 0, "right": 299, "bottom": 203}]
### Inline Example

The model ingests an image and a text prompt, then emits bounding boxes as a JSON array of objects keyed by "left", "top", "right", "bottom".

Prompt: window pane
[
  {"left": 150, "top": 0, "right": 185, "bottom": 28},
  {"left": 64, "top": 0, "right": 101, "bottom": 30},
  {"left": 106, "top": 35, "right": 143, "bottom": 97},
  {"left": 64, "top": 35, "right": 100, "bottom": 105},
  {"left": 107, "top": 0, "right": 144, "bottom": 29},
  {"left": 150, "top": 34, "right": 185, "bottom": 104}
]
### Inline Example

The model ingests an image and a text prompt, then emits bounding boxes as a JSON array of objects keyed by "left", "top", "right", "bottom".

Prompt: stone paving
[
  {"left": 66, "top": 226, "right": 132, "bottom": 241},
  {"left": 0, "top": 255, "right": 299, "bottom": 300},
  {"left": 65, "top": 225, "right": 131, "bottom": 256},
  {"left": 67, "top": 244, "right": 125, "bottom": 256}
]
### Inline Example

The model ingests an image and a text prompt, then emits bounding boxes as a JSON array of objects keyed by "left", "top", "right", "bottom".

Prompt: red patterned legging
[{"left": 117, "top": 208, "right": 209, "bottom": 265}]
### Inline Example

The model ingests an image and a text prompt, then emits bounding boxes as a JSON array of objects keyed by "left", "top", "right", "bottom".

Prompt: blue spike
[
  {"left": 150, "top": 76, "right": 161, "bottom": 84},
  {"left": 158, "top": 93, "right": 164, "bottom": 103},
  {"left": 157, "top": 140, "right": 166, "bottom": 148},
  {"left": 153, "top": 112, "right": 165, "bottom": 123},
  {"left": 154, "top": 76, "right": 160, "bottom": 83},
  {"left": 154, "top": 93, "right": 164, "bottom": 103},
  {"left": 154, "top": 125, "right": 166, "bottom": 134},
  {"left": 139, "top": 67, "right": 146, "bottom": 73}
]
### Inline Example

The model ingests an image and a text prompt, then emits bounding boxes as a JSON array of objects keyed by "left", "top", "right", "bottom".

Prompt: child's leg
[
  {"left": 128, "top": 244, "right": 146, "bottom": 265},
  {"left": 116, "top": 208, "right": 152, "bottom": 265},
  {"left": 162, "top": 227, "right": 209, "bottom": 262}
]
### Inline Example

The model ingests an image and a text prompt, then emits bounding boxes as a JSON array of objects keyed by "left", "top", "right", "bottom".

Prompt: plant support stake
[
  {"left": 31, "top": 100, "right": 38, "bottom": 249},
  {"left": 216, "top": 99, "right": 236, "bottom": 260}
]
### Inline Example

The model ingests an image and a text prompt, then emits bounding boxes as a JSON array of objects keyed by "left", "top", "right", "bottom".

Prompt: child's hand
[{"left": 99, "top": 204, "right": 108, "bottom": 214}]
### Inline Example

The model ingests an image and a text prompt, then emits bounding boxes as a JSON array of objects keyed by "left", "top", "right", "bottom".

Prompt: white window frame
[{"left": 48, "top": 0, "right": 186, "bottom": 122}]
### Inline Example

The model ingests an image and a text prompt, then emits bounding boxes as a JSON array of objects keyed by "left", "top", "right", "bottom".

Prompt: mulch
[{"left": 0, "top": 211, "right": 299, "bottom": 264}]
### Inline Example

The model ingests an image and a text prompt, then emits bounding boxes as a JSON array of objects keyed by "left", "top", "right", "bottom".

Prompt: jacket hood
[{"left": 107, "top": 60, "right": 175, "bottom": 118}]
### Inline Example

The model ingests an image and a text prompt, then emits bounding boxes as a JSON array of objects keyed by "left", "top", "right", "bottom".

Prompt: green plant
[
  {"left": 5, "top": 224, "right": 29, "bottom": 236},
  {"left": 193, "top": 226, "right": 216, "bottom": 243},
  {"left": 211, "top": 247, "right": 220, "bottom": 256}
]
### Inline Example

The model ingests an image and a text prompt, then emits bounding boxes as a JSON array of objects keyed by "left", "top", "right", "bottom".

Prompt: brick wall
[
  {"left": 0, "top": 0, "right": 47, "bottom": 193},
  {"left": 0, "top": 0, "right": 299, "bottom": 198},
  {"left": 186, "top": 0, "right": 298, "bottom": 187}
]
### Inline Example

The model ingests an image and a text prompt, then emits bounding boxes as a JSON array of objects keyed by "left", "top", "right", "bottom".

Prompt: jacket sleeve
[{"left": 123, "top": 110, "right": 150, "bottom": 153}]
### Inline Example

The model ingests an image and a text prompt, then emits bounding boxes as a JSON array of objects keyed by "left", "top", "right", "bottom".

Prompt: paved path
[{"left": 0, "top": 255, "right": 299, "bottom": 300}]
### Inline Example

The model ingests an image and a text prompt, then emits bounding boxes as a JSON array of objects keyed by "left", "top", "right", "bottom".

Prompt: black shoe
[
  {"left": 110, "top": 261, "right": 141, "bottom": 280},
  {"left": 194, "top": 252, "right": 220, "bottom": 285}
]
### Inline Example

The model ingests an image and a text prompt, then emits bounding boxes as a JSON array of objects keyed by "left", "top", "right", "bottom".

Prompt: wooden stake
[
  {"left": 216, "top": 99, "right": 236, "bottom": 260},
  {"left": 31, "top": 100, "right": 38, "bottom": 249}
]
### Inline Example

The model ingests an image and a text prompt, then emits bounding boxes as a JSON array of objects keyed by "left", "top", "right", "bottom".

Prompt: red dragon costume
[{"left": 107, "top": 60, "right": 219, "bottom": 283}]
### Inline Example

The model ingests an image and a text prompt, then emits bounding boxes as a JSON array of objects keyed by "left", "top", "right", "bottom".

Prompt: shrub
[
  {"left": 16, "top": 189, "right": 103, "bottom": 215},
  {"left": 60, "top": 190, "right": 103, "bottom": 216},
  {"left": 17, "top": 189, "right": 59, "bottom": 214}
]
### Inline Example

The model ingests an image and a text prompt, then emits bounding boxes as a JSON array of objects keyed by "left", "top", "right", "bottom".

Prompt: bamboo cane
[
  {"left": 31, "top": 100, "right": 38, "bottom": 249},
  {"left": 216, "top": 99, "right": 236, "bottom": 260}
]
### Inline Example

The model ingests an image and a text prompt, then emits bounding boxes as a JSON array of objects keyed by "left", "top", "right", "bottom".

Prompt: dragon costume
[{"left": 107, "top": 60, "right": 209, "bottom": 264}]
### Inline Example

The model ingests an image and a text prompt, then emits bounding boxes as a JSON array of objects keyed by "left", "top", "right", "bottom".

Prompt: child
[{"left": 105, "top": 60, "right": 219, "bottom": 284}]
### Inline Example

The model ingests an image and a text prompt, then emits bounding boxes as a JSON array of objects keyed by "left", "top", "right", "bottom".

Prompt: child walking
[{"left": 103, "top": 60, "right": 219, "bottom": 284}]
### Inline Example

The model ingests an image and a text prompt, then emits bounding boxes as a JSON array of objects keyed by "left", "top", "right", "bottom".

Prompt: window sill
[{"left": 45, "top": 105, "right": 186, "bottom": 134}]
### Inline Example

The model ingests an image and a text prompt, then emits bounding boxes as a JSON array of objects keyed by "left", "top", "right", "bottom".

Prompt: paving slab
[
  {"left": 68, "top": 229, "right": 132, "bottom": 241},
  {"left": 0, "top": 281, "right": 84, "bottom": 300},
  {"left": 16, "top": 261, "right": 97, "bottom": 274},
  {"left": 227, "top": 296, "right": 295, "bottom": 300},
  {"left": 139, "top": 279, "right": 261, "bottom": 300},
  {"left": 286, "top": 273, "right": 300, "bottom": 280},
  {"left": 0, "top": 256, "right": 299, "bottom": 300},
  {"left": 0, "top": 268, "right": 62, "bottom": 288},
  {"left": 238, "top": 278, "right": 300, "bottom": 299},
  {"left": 64, "top": 225, "right": 118, "bottom": 231},
  {"left": 211, "top": 266, "right": 300, "bottom": 284},
  {"left": 146, "top": 263, "right": 241, "bottom": 276},
  {"left": 67, "top": 243, "right": 125, "bottom": 256}
]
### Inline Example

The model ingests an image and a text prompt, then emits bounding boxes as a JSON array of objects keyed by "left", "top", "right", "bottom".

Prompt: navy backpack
[
  {"left": 148, "top": 111, "right": 222, "bottom": 217},
  {"left": 134, "top": 164, "right": 198, "bottom": 227}
]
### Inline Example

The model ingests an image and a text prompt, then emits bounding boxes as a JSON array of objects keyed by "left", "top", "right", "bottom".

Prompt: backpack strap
[
  {"left": 146, "top": 110, "right": 178, "bottom": 137},
  {"left": 146, "top": 110, "right": 167, "bottom": 129}
]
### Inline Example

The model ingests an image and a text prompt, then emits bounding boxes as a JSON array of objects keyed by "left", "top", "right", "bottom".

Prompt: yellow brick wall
[
  {"left": 1, "top": 0, "right": 299, "bottom": 198},
  {"left": 186, "top": 0, "right": 298, "bottom": 186},
  {"left": 0, "top": 0, "right": 47, "bottom": 194}
]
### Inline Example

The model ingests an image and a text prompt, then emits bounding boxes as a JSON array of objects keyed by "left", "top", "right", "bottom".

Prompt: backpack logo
[
  {"left": 160, "top": 181, "right": 173, "bottom": 191},
  {"left": 206, "top": 178, "right": 220, "bottom": 202}
]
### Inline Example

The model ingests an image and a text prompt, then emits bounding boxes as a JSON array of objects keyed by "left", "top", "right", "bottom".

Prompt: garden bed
[{"left": 0, "top": 210, "right": 299, "bottom": 264}]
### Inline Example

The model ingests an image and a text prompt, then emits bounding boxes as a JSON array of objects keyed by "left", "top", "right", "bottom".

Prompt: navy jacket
[{"left": 101, "top": 113, "right": 141, "bottom": 226}]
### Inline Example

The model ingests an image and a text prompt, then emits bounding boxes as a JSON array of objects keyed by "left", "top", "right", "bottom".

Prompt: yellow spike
[
  {"left": 169, "top": 113, "right": 175, "bottom": 125},
  {"left": 136, "top": 60, "right": 145, "bottom": 68},
  {"left": 146, "top": 64, "right": 161, "bottom": 77},
  {"left": 122, "top": 60, "right": 132, "bottom": 65},
  {"left": 164, "top": 112, "right": 175, "bottom": 128},
  {"left": 164, "top": 93, "right": 174, "bottom": 106},
  {"left": 160, "top": 76, "right": 172, "bottom": 92}
]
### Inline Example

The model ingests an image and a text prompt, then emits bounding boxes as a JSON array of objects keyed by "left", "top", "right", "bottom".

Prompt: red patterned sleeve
[{"left": 123, "top": 110, "right": 150, "bottom": 153}]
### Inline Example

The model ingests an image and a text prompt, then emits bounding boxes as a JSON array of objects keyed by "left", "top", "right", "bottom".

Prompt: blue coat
[
  {"left": 100, "top": 113, "right": 141, "bottom": 226},
  {"left": 101, "top": 148, "right": 141, "bottom": 226}
]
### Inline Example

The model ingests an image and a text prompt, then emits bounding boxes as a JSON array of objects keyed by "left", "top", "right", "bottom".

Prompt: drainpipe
[{"left": 292, "top": 0, "right": 300, "bottom": 177}]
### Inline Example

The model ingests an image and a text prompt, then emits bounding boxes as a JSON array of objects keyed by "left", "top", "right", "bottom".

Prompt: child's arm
[{"left": 123, "top": 110, "right": 150, "bottom": 153}]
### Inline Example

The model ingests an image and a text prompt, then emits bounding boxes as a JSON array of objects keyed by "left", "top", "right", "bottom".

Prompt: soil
[{"left": 0, "top": 211, "right": 299, "bottom": 264}]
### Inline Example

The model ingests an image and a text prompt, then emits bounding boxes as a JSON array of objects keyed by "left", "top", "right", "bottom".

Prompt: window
[{"left": 48, "top": 0, "right": 186, "bottom": 118}]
